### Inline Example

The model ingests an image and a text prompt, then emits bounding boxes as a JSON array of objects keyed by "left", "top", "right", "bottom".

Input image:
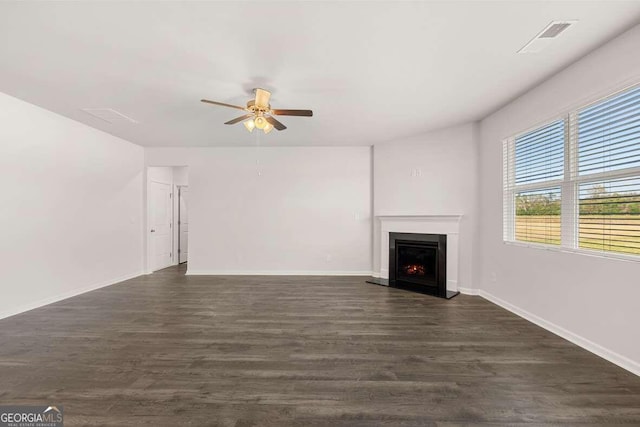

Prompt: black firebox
[{"left": 388, "top": 232, "right": 455, "bottom": 299}]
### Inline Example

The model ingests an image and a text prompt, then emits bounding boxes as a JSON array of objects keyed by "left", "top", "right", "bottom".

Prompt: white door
[
  {"left": 179, "top": 187, "right": 188, "bottom": 263},
  {"left": 150, "top": 181, "right": 173, "bottom": 271}
]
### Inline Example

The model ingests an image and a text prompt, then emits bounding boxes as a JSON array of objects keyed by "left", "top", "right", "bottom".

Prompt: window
[
  {"left": 504, "top": 84, "right": 640, "bottom": 259},
  {"left": 515, "top": 188, "right": 561, "bottom": 245}
]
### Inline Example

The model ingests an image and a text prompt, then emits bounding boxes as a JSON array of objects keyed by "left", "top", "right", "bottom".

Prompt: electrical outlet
[
  {"left": 490, "top": 272, "right": 497, "bottom": 282},
  {"left": 325, "top": 254, "right": 332, "bottom": 262},
  {"left": 410, "top": 168, "right": 422, "bottom": 177}
]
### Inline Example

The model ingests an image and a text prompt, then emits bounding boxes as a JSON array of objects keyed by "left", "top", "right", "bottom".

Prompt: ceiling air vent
[
  {"left": 518, "top": 20, "right": 577, "bottom": 53},
  {"left": 81, "top": 108, "right": 138, "bottom": 124}
]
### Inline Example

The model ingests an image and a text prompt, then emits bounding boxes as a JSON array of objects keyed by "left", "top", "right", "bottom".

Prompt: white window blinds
[
  {"left": 504, "top": 83, "right": 640, "bottom": 259},
  {"left": 577, "top": 86, "right": 640, "bottom": 175},
  {"left": 578, "top": 178, "right": 640, "bottom": 255},
  {"left": 503, "top": 120, "right": 564, "bottom": 245},
  {"left": 515, "top": 120, "right": 565, "bottom": 185}
]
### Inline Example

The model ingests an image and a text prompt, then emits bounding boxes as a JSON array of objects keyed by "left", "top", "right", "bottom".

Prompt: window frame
[{"left": 503, "top": 83, "right": 640, "bottom": 263}]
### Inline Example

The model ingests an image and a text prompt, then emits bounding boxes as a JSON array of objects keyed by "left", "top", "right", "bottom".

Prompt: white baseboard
[
  {"left": 458, "top": 286, "right": 479, "bottom": 295},
  {"left": 479, "top": 289, "right": 640, "bottom": 377},
  {"left": 186, "top": 270, "right": 373, "bottom": 276},
  {"left": 0, "top": 271, "right": 144, "bottom": 321}
]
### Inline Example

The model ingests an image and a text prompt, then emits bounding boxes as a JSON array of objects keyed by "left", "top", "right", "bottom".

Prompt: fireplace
[
  {"left": 366, "top": 215, "right": 461, "bottom": 299},
  {"left": 388, "top": 232, "right": 451, "bottom": 298}
]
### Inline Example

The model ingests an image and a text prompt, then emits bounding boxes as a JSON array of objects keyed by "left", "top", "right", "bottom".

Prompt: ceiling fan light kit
[
  {"left": 243, "top": 115, "right": 274, "bottom": 134},
  {"left": 243, "top": 120, "right": 255, "bottom": 132},
  {"left": 201, "top": 88, "right": 312, "bottom": 134},
  {"left": 254, "top": 115, "right": 268, "bottom": 129}
]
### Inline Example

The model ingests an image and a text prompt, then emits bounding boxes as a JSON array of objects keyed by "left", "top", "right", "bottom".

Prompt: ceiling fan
[{"left": 201, "top": 88, "right": 313, "bottom": 134}]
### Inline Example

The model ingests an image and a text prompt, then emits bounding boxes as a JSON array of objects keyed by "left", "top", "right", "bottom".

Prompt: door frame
[{"left": 145, "top": 166, "right": 188, "bottom": 274}]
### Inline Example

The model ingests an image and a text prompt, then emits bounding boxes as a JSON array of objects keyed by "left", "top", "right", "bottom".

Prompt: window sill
[{"left": 503, "top": 240, "right": 640, "bottom": 264}]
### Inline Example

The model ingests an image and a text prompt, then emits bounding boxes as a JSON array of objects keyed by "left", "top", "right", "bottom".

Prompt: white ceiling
[{"left": 1, "top": 1, "right": 639, "bottom": 147}]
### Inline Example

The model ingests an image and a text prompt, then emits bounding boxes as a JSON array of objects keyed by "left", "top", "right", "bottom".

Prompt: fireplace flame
[{"left": 403, "top": 264, "right": 425, "bottom": 275}]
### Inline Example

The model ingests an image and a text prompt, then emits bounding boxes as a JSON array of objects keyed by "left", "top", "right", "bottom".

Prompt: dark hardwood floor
[{"left": 0, "top": 264, "right": 639, "bottom": 426}]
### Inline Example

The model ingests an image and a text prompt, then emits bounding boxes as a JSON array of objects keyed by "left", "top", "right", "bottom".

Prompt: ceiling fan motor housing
[{"left": 246, "top": 99, "right": 271, "bottom": 114}]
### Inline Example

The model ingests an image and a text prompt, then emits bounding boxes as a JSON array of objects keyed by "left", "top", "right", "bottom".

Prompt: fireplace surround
[{"left": 368, "top": 215, "right": 462, "bottom": 299}]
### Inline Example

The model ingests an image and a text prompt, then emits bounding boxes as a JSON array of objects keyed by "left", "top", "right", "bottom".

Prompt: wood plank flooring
[{"left": 0, "top": 264, "right": 639, "bottom": 426}]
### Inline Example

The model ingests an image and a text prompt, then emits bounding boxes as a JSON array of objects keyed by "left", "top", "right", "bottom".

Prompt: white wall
[
  {"left": 173, "top": 166, "right": 189, "bottom": 186},
  {"left": 478, "top": 24, "right": 640, "bottom": 374},
  {"left": 373, "top": 123, "right": 479, "bottom": 291},
  {"left": 0, "top": 92, "right": 144, "bottom": 319},
  {"left": 145, "top": 147, "right": 371, "bottom": 274}
]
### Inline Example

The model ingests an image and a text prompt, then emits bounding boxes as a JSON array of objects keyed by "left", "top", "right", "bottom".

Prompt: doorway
[
  {"left": 178, "top": 186, "right": 188, "bottom": 264},
  {"left": 146, "top": 166, "right": 189, "bottom": 273}
]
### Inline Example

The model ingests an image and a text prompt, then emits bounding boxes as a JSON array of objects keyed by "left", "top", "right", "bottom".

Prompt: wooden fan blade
[
  {"left": 271, "top": 109, "right": 313, "bottom": 117},
  {"left": 224, "top": 114, "right": 254, "bottom": 125},
  {"left": 254, "top": 88, "right": 271, "bottom": 108},
  {"left": 265, "top": 115, "right": 287, "bottom": 131},
  {"left": 201, "top": 99, "right": 246, "bottom": 111}
]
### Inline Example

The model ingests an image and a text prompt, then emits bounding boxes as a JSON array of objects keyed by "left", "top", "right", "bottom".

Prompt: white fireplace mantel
[{"left": 373, "top": 214, "right": 463, "bottom": 292}]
